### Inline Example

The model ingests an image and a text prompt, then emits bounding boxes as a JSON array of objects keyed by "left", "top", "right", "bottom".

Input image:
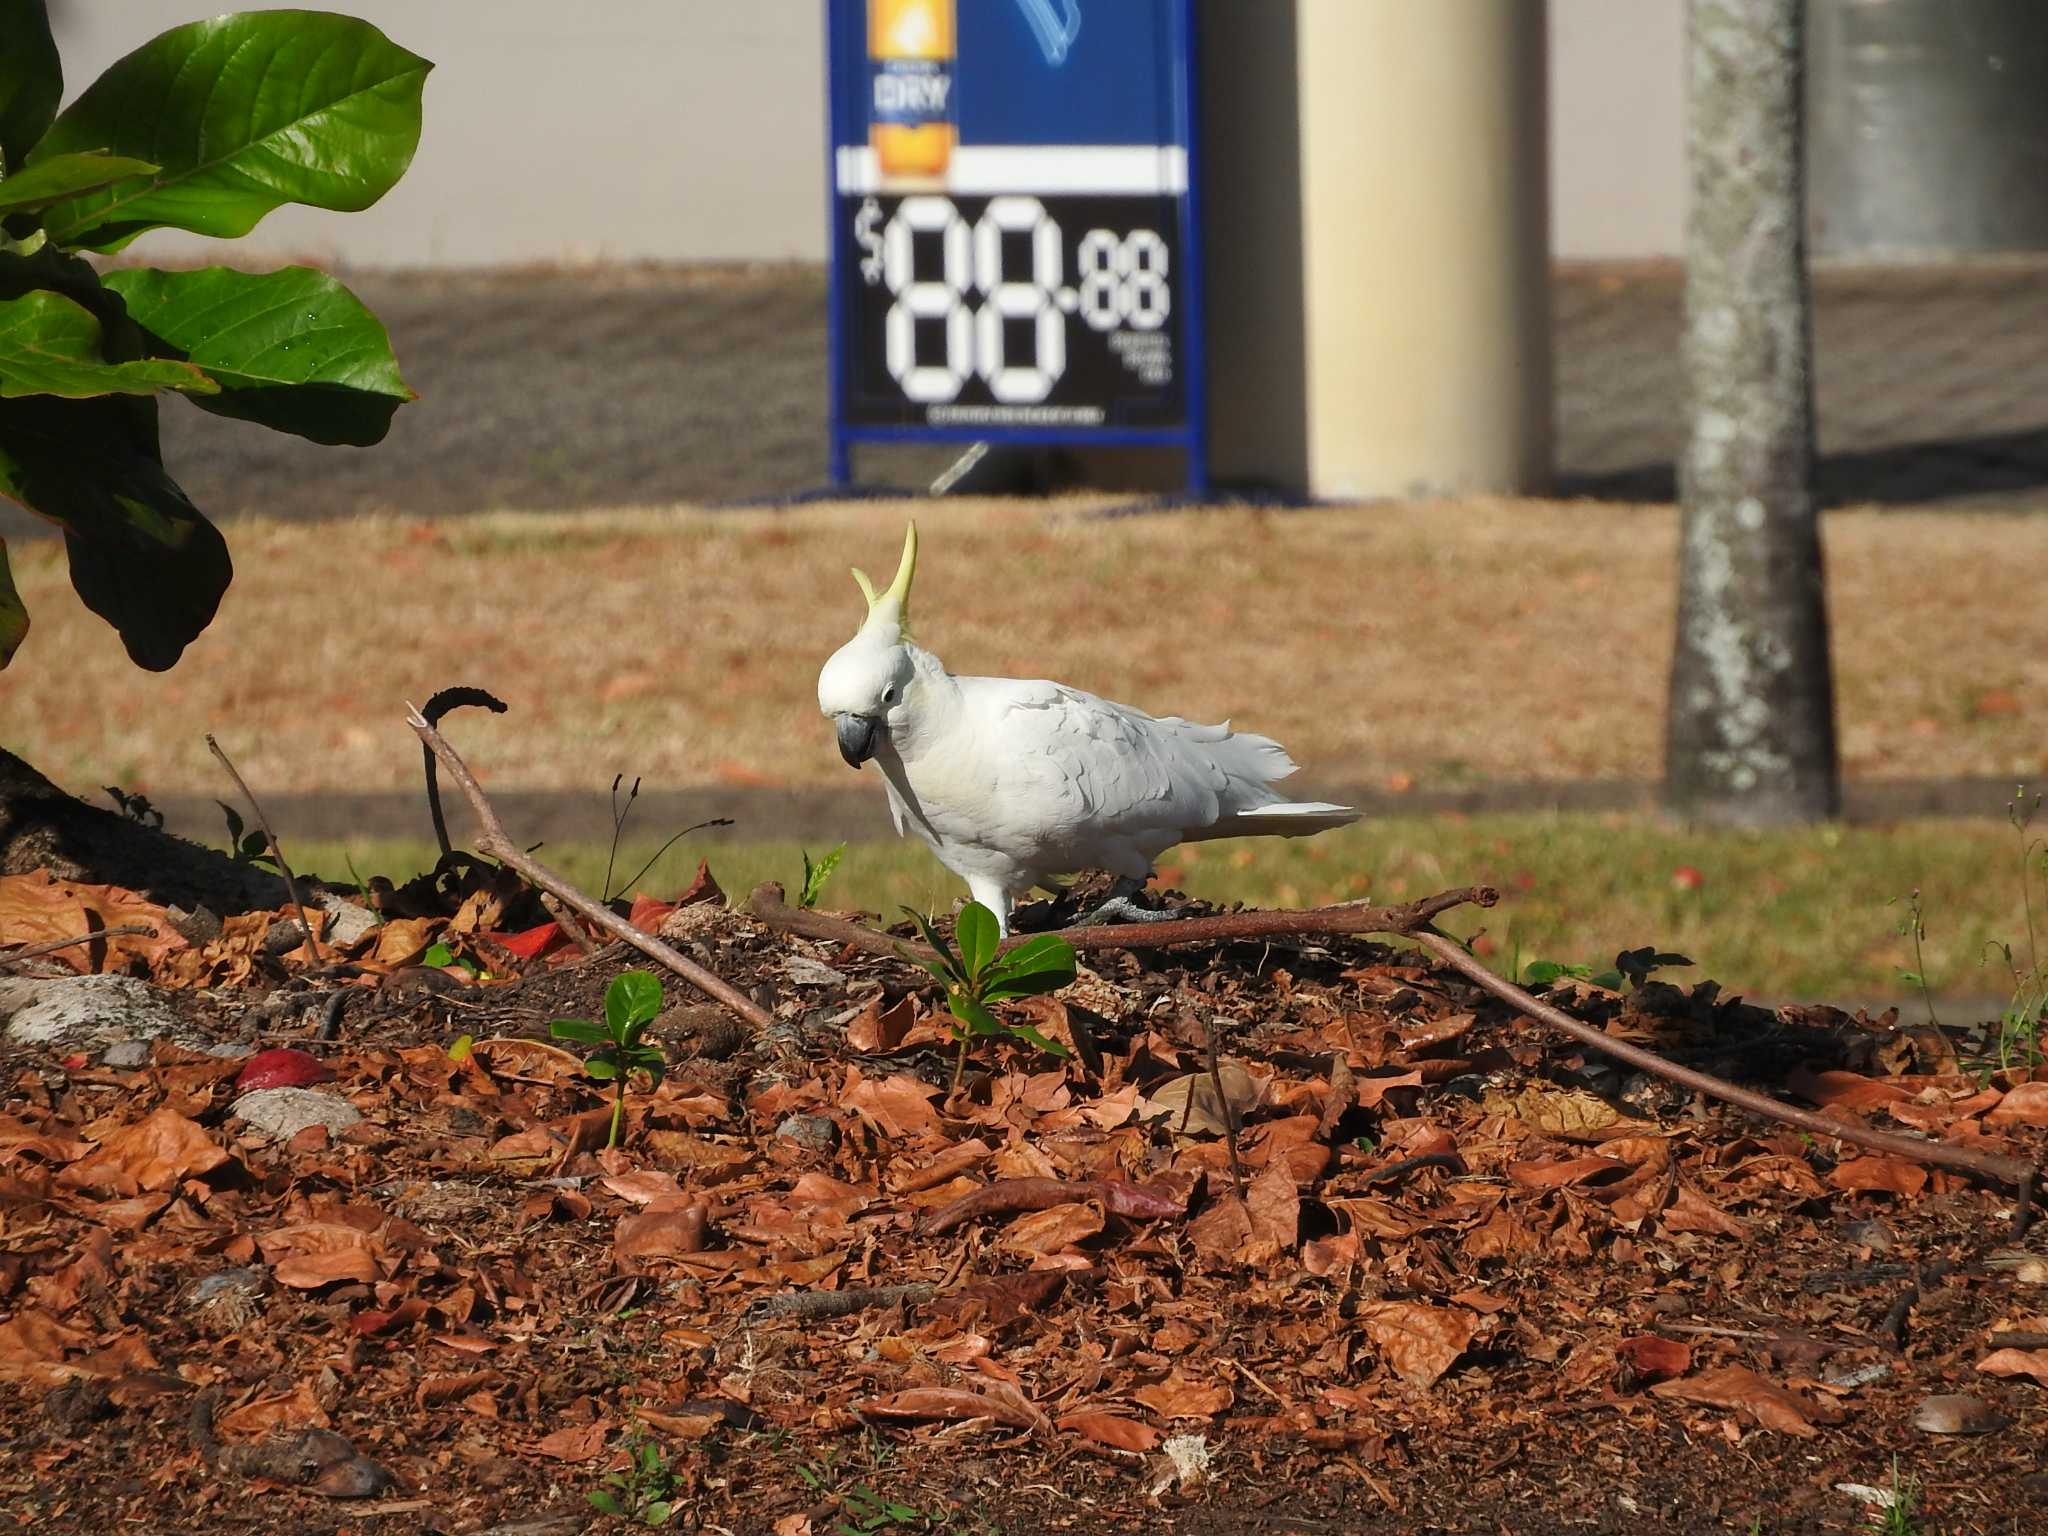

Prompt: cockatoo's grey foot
[{"left": 1070, "top": 875, "right": 1181, "bottom": 929}]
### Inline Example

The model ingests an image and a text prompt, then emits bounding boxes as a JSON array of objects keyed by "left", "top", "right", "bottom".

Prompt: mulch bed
[{"left": 2, "top": 864, "right": 2046, "bottom": 1535}]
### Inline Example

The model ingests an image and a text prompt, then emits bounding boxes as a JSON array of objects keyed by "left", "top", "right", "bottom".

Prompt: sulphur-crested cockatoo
[{"left": 816, "top": 523, "right": 1359, "bottom": 936}]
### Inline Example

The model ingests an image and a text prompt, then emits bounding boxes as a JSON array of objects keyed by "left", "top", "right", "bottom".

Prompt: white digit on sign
[
  {"left": 1076, "top": 229, "right": 1123, "bottom": 333},
  {"left": 1122, "top": 229, "right": 1171, "bottom": 331},
  {"left": 972, "top": 196, "right": 1066, "bottom": 403},
  {"left": 882, "top": 195, "right": 972, "bottom": 403}
]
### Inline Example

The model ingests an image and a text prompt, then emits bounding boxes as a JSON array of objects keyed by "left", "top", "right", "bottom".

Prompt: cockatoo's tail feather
[
  {"left": 851, "top": 521, "right": 917, "bottom": 639},
  {"left": 1185, "top": 801, "right": 1362, "bottom": 842}
]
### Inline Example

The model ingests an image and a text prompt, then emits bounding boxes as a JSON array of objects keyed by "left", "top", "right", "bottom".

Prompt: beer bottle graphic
[{"left": 870, "top": 0, "right": 955, "bottom": 180}]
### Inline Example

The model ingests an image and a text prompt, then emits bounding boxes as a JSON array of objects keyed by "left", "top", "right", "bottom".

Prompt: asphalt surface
[{"left": 6, "top": 259, "right": 2048, "bottom": 541}]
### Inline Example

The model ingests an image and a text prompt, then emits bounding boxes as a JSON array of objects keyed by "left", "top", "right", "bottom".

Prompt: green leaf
[
  {"left": 0, "top": 0, "right": 60, "bottom": 173},
  {"left": 584, "top": 1056, "right": 620, "bottom": 1082},
  {"left": 549, "top": 1018, "right": 608, "bottom": 1045},
  {"left": 902, "top": 906, "right": 961, "bottom": 981},
  {"left": 0, "top": 391, "right": 231, "bottom": 669},
  {"left": 586, "top": 1490, "right": 623, "bottom": 1517},
  {"left": 1002, "top": 1023, "right": 1070, "bottom": 1058},
  {"left": 0, "top": 537, "right": 25, "bottom": 666},
  {"left": 0, "top": 291, "right": 218, "bottom": 399},
  {"left": 421, "top": 941, "right": 455, "bottom": 968},
  {"left": 605, "top": 970, "right": 664, "bottom": 1034},
  {"left": 949, "top": 993, "right": 1003, "bottom": 1038},
  {"left": 32, "top": 12, "right": 432, "bottom": 253},
  {"left": 1521, "top": 960, "right": 1587, "bottom": 986},
  {"left": 0, "top": 152, "right": 160, "bottom": 215},
  {"left": 981, "top": 934, "right": 1077, "bottom": 996},
  {"left": 800, "top": 842, "right": 845, "bottom": 909},
  {"left": 103, "top": 266, "right": 413, "bottom": 445},
  {"left": 954, "top": 901, "right": 1000, "bottom": 981},
  {"left": 446, "top": 1033, "right": 473, "bottom": 1063},
  {"left": 641, "top": 1501, "right": 674, "bottom": 1526}
]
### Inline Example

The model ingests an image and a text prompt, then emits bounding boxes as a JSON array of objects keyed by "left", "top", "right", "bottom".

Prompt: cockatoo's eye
[{"left": 882, "top": 685, "right": 898, "bottom": 705}]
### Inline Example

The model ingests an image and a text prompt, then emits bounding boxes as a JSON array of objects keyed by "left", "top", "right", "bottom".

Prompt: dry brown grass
[{"left": 5, "top": 497, "right": 2044, "bottom": 795}]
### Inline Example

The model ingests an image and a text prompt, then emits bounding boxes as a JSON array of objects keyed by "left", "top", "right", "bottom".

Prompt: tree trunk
[
  {"left": 0, "top": 747, "right": 289, "bottom": 914},
  {"left": 1666, "top": 0, "right": 1839, "bottom": 825}
]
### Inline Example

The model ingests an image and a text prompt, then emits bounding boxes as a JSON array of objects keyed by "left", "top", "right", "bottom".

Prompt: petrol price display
[{"left": 825, "top": 0, "right": 1205, "bottom": 484}]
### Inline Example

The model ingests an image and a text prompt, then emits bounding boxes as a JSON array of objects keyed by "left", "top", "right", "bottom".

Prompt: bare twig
[
  {"left": 747, "top": 881, "right": 1498, "bottom": 964},
  {"left": 1359, "top": 1151, "right": 1468, "bottom": 1187},
  {"left": 1410, "top": 928, "right": 2038, "bottom": 1228},
  {"left": 0, "top": 923, "right": 155, "bottom": 969},
  {"left": 205, "top": 734, "right": 322, "bottom": 965},
  {"left": 536, "top": 890, "right": 602, "bottom": 956},
  {"left": 404, "top": 704, "right": 772, "bottom": 1032},
  {"left": 1208, "top": 1017, "right": 1247, "bottom": 1197},
  {"left": 419, "top": 687, "right": 508, "bottom": 859}
]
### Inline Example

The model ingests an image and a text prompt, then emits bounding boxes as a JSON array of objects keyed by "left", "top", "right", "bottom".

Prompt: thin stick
[
  {"left": 748, "top": 881, "right": 1498, "bottom": 964},
  {"left": 1410, "top": 928, "right": 2038, "bottom": 1226},
  {"left": 537, "top": 890, "right": 602, "bottom": 956},
  {"left": 405, "top": 705, "right": 772, "bottom": 1032},
  {"left": 1207, "top": 1016, "right": 1247, "bottom": 1197},
  {"left": 205, "top": 734, "right": 323, "bottom": 964},
  {"left": 0, "top": 923, "right": 155, "bottom": 969}
]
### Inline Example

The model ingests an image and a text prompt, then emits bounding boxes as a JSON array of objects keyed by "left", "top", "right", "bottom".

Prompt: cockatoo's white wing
[{"left": 958, "top": 676, "right": 1340, "bottom": 859}]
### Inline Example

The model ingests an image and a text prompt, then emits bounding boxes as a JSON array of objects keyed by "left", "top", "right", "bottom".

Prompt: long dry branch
[
  {"left": 1411, "top": 928, "right": 2037, "bottom": 1222},
  {"left": 747, "top": 881, "right": 1497, "bottom": 962},
  {"left": 404, "top": 706, "right": 773, "bottom": 1032}
]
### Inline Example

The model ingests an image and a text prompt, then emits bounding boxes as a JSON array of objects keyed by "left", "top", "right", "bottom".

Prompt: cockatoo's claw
[{"left": 1070, "top": 895, "right": 1171, "bottom": 928}]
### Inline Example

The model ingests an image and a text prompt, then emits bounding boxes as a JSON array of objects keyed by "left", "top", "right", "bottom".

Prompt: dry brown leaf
[
  {"left": 840, "top": 1068, "right": 945, "bottom": 1140},
  {"left": 216, "top": 1380, "right": 330, "bottom": 1436},
  {"left": 1131, "top": 1369, "right": 1233, "bottom": 1419},
  {"left": 1352, "top": 1069, "right": 1425, "bottom": 1108},
  {"left": 1057, "top": 1411, "right": 1160, "bottom": 1452},
  {"left": 1508, "top": 1155, "right": 1629, "bottom": 1190},
  {"left": 1485, "top": 1083, "right": 1629, "bottom": 1139},
  {"left": 1359, "top": 1302, "right": 1477, "bottom": 1388},
  {"left": 1829, "top": 1156, "right": 1929, "bottom": 1199},
  {"left": 368, "top": 916, "right": 441, "bottom": 967},
  {"left": 845, "top": 994, "right": 918, "bottom": 1053},
  {"left": 56, "top": 1108, "right": 229, "bottom": 1196},
  {"left": 273, "top": 1248, "right": 380, "bottom": 1290},
  {"left": 600, "top": 1170, "right": 687, "bottom": 1206},
  {"left": 615, "top": 1199, "right": 711, "bottom": 1261},
  {"left": 1138, "top": 1062, "right": 1266, "bottom": 1137},
  {"left": 1617, "top": 1334, "right": 1693, "bottom": 1385},
  {"left": 0, "top": 1309, "right": 93, "bottom": 1384},
  {"left": 534, "top": 1419, "right": 614, "bottom": 1462},
  {"left": 1787, "top": 1068, "right": 1910, "bottom": 1111},
  {"left": 0, "top": 870, "right": 185, "bottom": 975},
  {"left": 856, "top": 1386, "right": 1041, "bottom": 1429},
  {"left": 1650, "top": 1365, "right": 1830, "bottom": 1437},
  {"left": 1986, "top": 1081, "right": 2048, "bottom": 1129},
  {"left": 1461, "top": 1203, "right": 1541, "bottom": 1259},
  {"left": 1660, "top": 1180, "right": 1749, "bottom": 1238},
  {"left": 1976, "top": 1347, "right": 2048, "bottom": 1386},
  {"left": 998, "top": 1200, "right": 1104, "bottom": 1258}
]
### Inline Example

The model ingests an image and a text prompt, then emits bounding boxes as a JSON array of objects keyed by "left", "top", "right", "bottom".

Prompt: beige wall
[{"left": 51, "top": 0, "right": 1683, "bottom": 269}]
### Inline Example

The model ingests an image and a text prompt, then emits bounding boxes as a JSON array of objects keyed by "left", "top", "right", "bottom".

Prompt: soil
[{"left": 3, "top": 864, "right": 2046, "bottom": 1536}]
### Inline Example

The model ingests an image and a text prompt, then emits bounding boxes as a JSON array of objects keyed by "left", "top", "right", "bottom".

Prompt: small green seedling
[
  {"left": 587, "top": 1432, "right": 680, "bottom": 1526},
  {"left": 216, "top": 801, "right": 279, "bottom": 870},
  {"left": 1890, "top": 887, "right": 1939, "bottom": 1028},
  {"left": 801, "top": 843, "right": 847, "bottom": 909},
  {"left": 904, "top": 901, "right": 1076, "bottom": 1090},
  {"left": 551, "top": 971, "right": 667, "bottom": 1149}
]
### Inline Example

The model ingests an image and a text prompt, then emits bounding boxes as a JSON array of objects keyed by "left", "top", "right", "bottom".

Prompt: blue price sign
[{"left": 824, "top": 0, "right": 1207, "bottom": 489}]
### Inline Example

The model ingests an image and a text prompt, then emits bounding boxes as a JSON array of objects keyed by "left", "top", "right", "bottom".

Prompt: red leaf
[
  {"left": 627, "top": 894, "right": 676, "bottom": 934},
  {"left": 1057, "top": 1411, "right": 1160, "bottom": 1452},
  {"left": 488, "top": 922, "right": 566, "bottom": 961},
  {"left": 1617, "top": 1334, "right": 1693, "bottom": 1385},
  {"left": 234, "top": 1048, "right": 332, "bottom": 1093}
]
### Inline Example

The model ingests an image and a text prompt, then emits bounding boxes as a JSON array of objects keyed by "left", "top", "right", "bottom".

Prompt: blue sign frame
[{"left": 823, "top": 0, "right": 1208, "bottom": 494}]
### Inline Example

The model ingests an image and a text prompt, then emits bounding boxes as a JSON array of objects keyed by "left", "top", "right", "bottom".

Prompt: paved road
[{"left": 6, "top": 260, "right": 2048, "bottom": 541}]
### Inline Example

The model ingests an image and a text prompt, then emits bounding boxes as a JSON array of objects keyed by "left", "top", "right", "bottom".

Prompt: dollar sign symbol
[{"left": 855, "top": 198, "right": 885, "bottom": 285}]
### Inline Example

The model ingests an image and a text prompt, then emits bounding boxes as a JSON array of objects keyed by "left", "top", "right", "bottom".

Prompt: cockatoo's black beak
[{"left": 835, "top": 713, "right": 880, "bottom": 768}]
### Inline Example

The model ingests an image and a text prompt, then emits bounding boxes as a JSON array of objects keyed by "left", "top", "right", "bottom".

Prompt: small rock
[
  {"left": 317, "top": 893, "right": 379, "bottom": 949},
  {"left": 783, "top": 955, "right": 849, "bottom": 987},
  {"left": 100, "top": 1038, "right": 154, "bottom": 1070},
  {"left": 657, "top": 903, "right": 728, "bottom": 941},
  {"left": 776, "top": 1113, "right": 839, "bottom": 1153},
  {"left": 4, "top": 974, "right": 183, "bottom": 1054},
  {"left": 231, "top": 1086, "right": 362, "bottom": 1140},
  {"left": 261, "top": 918, "right": 309, "bottom": 958},
  {"left": 1912, "top": 1393, "right": 2007, "bottom": 1435}
]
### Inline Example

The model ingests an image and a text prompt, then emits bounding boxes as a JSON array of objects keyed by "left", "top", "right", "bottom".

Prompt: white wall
[{"left": 50, "top": 0, "right": 1684, "bottom": 268}]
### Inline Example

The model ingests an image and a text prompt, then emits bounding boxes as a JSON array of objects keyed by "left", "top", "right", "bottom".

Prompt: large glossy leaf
[
  {"left": 0, "top": 391, "right": 230, "bottom": 669},
  {"left": 0, "top": 0, "right": 60, "bottom": 174},
  {"left": 0, "top": 537, "right": 26, "bottom": 666},
  {"left": 0, "top": 290, "right": 217, "bottom": 399},
  {"left": 32, "top": 11, "right": 431, "bottom": 253},
  {"left": 954, "top": 901, "right": 1000, "bottom": 980},
  {"left": 0, "top": 151, "right": 161, "bottom": 215},
  {"left": 605, "top": 971, "right": 664, "bottom": 1034},
  {"left": 104, "top": 266, "right": 412, "bottom": 444}
]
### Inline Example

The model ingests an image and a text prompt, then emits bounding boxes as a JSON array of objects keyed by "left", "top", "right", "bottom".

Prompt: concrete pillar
[{"left": 1207, "top": 0, "right": 1552, "bottom": 501}]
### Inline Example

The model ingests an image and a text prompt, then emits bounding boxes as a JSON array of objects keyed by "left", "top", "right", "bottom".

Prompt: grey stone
[
  {"left": 782, "top": 955, "right": 848, "bottom": 987},
  {"left": 4, "top": 974, "right": 183, "bottom": 1054},
  {"left": 100, "top": 1038, "right": 153, "bottom": 1070},
  {"left": 776, "top": 1113, "right": 839, "bottom": 1153},
  {"left": 318, "top": 894, "right": 380, "bottom": 949},
  {"left": 231, "top": 1086, "right": 363, "bottom": 1140}
]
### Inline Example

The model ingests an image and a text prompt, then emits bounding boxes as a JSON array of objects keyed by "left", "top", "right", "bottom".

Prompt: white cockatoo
[{"left": 816, "top": 523, "right": 1359, "bottom": 935}]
